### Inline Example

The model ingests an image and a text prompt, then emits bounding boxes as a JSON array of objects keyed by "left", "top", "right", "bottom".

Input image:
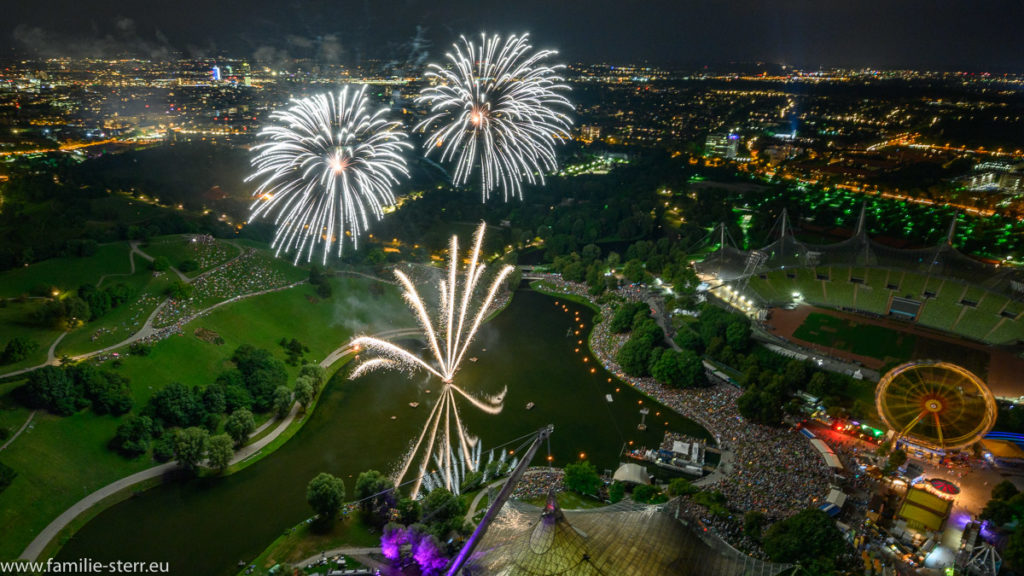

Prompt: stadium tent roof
[
  {"left": 613, "top": 463, "right": 650, "bottom": 485},
  {"left": 466, "top": 498, "right": 792, "bottom": 576}
]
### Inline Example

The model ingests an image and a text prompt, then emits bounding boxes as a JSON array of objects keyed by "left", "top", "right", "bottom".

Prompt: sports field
[{"left": 792, "top": 312, "right": 916, "bottom": 362}]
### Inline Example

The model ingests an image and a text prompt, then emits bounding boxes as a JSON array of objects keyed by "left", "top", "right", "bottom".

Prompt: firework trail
[
  {"left": 247, "top": 85, "right": 411, "bottom": 264},
  {"left": 351, "top": 222, "right": 514, "bottom": 496},
  {"left": 416, "top": 33, "right": 573, "bottom": 202}
]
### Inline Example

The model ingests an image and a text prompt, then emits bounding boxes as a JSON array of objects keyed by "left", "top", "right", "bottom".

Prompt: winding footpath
[
  {"left": 1, "top": 241, "right": 263, "bottom": 379},
  {"left": 10, "top": 238, "right": 399, "bottom": 561},
  {"left": 19, "top": 326, "right": 413, "bottom": 562},
  {"left": 0, "top": 411, "right": 35, "bottom": 452}
]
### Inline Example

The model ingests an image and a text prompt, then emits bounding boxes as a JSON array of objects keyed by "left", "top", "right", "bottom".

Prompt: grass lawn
[
  {"left": 0, "top": 410, "right": 155, "bottom": 560},
  {"left": 793, "top": 312, "right": 916, "bottom": 362},
  {"left": 141, "top": 235, "right": 240, "bottom": 278},
  {"left": 523, "top": 490, "right": 607, "bottom": 510},
  {"left": 0, "top": 272, "right": 409, "bottom": 561},
  {"left": 241, "top": 514, "right": 380, "bottom": 575},
  {"left": 0, "top": 302, "right": 65, "bottom": 374},
  {"left": 0, "top": 389, "right": 32, "bottom": 441},
  {"left": 529, "top": 280, "right": 602, "bottom": 312},
  {"left": 57, "top": 271, "right": 174, "bottom": 358},
  {"left": 188, "top": 276, "right": 408, "bottom": 364},
  {"left": 0, "top": 243, "right": 132, "bottom": 298},
  {"left": 105, "top": 334, "right": 240, "bottom": 405}
]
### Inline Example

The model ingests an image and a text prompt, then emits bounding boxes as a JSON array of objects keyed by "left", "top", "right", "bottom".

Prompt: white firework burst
[
  {"left": 350, "top": 222, "right": 513, "bottom": 497},
  {"left": 416, "top": 33, "right": 573, "bottom": 202},
  {"left": 247, "top": 85, "right": 411, "bottom": 264}
]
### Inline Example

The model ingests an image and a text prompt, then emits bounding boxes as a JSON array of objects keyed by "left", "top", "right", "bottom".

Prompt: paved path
[
  {"left": 95, "top": 244, "right": 141, "bottom": 288},
  {"left": 22, "top": 394, "right": 305, "bottom": 561},
  {"left": 19, "top": 323, "right": 413, "bottom": 562},
  {"left": 466, "top": 478, "right": 508, "bottom": 522},
  {"left": 0, "top": 410, "right": 36, "bottom": 452},
  {"left": 296, "top": 547, "right": 389, "bottom": 571},
  {"left": 645, "top": 292, "right": 682, "bottom": 352}
]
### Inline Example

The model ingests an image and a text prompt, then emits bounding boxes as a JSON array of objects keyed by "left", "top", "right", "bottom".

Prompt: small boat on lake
[
  {"left": 526, "top": 402, "right": 535, "bottom": 410},
  {"left": 409, "top": 402, "right": 419, "bottom": 408}
]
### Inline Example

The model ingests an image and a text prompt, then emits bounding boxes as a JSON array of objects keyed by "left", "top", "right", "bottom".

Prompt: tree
[
  {"left": 616, "top": 336, "right": 655, "bottom": 377},
  {"left": 725, "top": 320, "right": 751, "bottom": 352},
  {"left": 273, "top": 386, "right": 293, "bottom": 419},
  {"left": 650, "top": 348, "right": 706, "bottom": 388},
  {"left": 763, "top": 508, "right": 846, "bottom": 569},
  {"left": 299, "top": 364, "right": 326, "bottom": 395},
  {"left": 689, "top": 489, "right": 727, "bottom": 515},
  {"left": 146, "top": 382, "right": 206, "bottom": 428},
  {"left": 153, "top": 434, "right": 176, "bottom": 462},
  {"left": 397, "top": 498, "right": 422, "bottom": 525},
  {"left": 673, "top": 329, "right": 703, "bottom": 354},
  {"left": 294, "top": 377, "right": 314, "bottom": 410},
  {"left": 421, "top": 487, "right": 465, "bottom": 537},
  {"left": 174, "top": 427, "right": 210, "bottom": 472},
  {"left": 981, "top": 498, "right": 1018, "bottom": 526},
  {"left": 609, "top": 302, "right": 647, "bottom": 333},
  {"left": 206, "top": 433, "right": 234, "bottom": 473},
  {"left": 19, "top": 365, "right": 84, "bottom": 416},
  {"left": 608, "top": 481, "right": 625, "bottom": 503},
  {"left": 63, "top": 296, "right": 90, "bottom": 326},
  {"left": 631, "top": 484, "right": 666, "bottom": 504},
  {"left": 623, "top": 259, "right": 646, "bottom": 283},
  {"left": 151, "top": 256, "right": 171, "bottom": 271},
  {"left": 807, "top": 372, "right": 828, "bottom": 397},
  {"left": 232, "top": 345, "right": 288, "bottom": 412},
  {"left": 992, "top": 480, "right": 1020, "bottom": 502},
  {"left": 744, "top": 511, "right": 767, "bottom": 541},
  {"left": 1004, "top": 526, "right": 1024, "bottom": 571},
  {"left": 307, "top": 472, "right": 346, "bottom": 529},
  {"left": 883, "top": 448, "right": 907, "bottom": 474},
  {"left": 225, "top": 408, "right": 256, "bottom": 447},
  {"left": 667, "top": 478, "right": 698, "bottom": 497},
  {"left": 1, "top": 337, "right": 39, "bottom": 365},
  {"left": 564, "top": 461, "right": 601, "bottom": 496},
  {"left": 114, "top": 415, "right": 154, "bottom": 457},
  {"left": 202, "top": 385, "right": 226, "bottom": 415},
  {"left": 71, "top": 365, "right": 133, "bottom": 415},
  {"left": 166, "top": 281, "right": 192, "bottom": 300},
  {"left": 355, "top": 470, "right": 396, "bottom": 528}
]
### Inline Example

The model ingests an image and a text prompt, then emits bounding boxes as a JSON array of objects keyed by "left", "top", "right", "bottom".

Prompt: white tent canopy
[
  {"left": 613, "top": 463, "right": 650, "bottom": 485},
  {"left": 810, "top": 439, "right": 844, "bottom": 470}
]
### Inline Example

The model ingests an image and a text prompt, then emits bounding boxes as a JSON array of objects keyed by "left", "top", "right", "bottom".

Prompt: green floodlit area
[{"left": 4, "top": 8, "right": 1024, "bottom": 576}]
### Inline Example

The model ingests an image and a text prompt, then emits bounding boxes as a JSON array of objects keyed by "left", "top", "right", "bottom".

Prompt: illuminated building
[{"left": 705, "top": 132, "right": 739, "bottom": 159}]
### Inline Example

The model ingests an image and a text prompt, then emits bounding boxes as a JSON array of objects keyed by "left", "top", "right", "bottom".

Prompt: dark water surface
[{"left": 57, "top": 288, "right": 711, "bottom": 575}]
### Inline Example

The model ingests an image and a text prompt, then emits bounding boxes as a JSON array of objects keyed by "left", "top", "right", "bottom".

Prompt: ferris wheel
[{"left": 875, "top": 361, "right": 996, "bottom": 451}]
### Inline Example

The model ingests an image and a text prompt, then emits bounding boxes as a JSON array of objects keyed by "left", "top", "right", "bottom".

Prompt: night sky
[{"left": 3, "top": 0, "right": 1023, "bottom": 70}]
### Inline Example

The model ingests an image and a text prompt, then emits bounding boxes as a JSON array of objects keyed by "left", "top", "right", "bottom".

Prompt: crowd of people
[
  {"left": 511, "top": 468, "right": 566, "bottom": 500},
  {"left": 531, "top": 275, "right": 834, "bottom": 549},
  {"left": 152, "top": 249, "right": 292, "bottom": 329},
  {"left": 148, "top": 234, "right": 237, "bottom": 273},
  {"left": 673, "top": 497, "right": 770, "bottom": 560}
]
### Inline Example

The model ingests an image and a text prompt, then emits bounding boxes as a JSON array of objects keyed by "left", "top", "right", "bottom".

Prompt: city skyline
[{"left": 3, "top": 1, "right": 1024, "bottom": 71}]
